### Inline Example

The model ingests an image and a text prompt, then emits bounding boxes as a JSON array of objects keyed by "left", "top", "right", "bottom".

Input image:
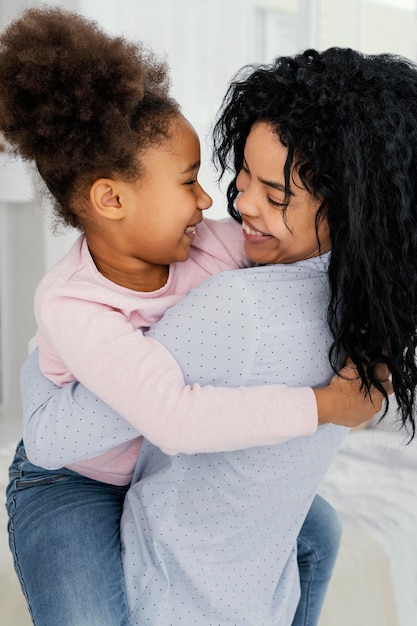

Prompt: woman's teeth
[
  {"left": 242, "top": 222, "right": 267, "bottom": 237},
  {"left": 185, "top": 226, "right": 195, "bottom": 234}
]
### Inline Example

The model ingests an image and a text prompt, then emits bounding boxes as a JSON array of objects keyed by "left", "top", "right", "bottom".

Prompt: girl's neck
[
  {"left": 96, "top": 258, "right": 169, "bottom": 292},
  {"left": 87, "top": 241, "right": 169, "bottom": 292}
]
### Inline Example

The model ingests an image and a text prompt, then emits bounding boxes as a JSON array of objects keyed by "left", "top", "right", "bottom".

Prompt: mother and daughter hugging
[{"left": 1, "top": 7, "right": 416, "bottom": 626}]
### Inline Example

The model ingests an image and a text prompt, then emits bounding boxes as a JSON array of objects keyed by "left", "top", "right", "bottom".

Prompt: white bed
[
  {"left": 319, "top": 417, "right": 417, "bottom": 626},
  {"left": 1, "top": 418, "right": 417, "bottom": 625}
]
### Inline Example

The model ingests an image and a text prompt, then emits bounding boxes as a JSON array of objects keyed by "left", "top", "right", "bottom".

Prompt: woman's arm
[{"left": 22, "top": 348, "right": 140, "bottom": 468}]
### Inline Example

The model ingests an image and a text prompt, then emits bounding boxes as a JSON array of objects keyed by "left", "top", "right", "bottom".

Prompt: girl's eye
[{"left": 185, "top": 179, "right": 197, "bottom": 186}]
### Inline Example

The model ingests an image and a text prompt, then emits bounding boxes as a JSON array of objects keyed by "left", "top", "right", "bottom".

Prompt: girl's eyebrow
[{"left": 181, "top": 160, "right": 200, "bottom": 174}]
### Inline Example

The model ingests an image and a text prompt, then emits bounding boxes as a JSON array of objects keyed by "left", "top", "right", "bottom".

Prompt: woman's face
[{"left": 236, "top": 121, "right": 331, "bottom": 265}]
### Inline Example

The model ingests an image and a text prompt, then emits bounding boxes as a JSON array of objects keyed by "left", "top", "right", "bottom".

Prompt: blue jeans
[
  {"left": 292, "top": 494, "right": 342, "bottom": 626},
  {"left": 6, "top": 441, "right": 340, "bottom": 626},
  {"left": 6, "top": 441, "right": 130, "bottom": 626}
]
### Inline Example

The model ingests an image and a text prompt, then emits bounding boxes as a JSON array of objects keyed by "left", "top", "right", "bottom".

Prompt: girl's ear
[{"left": 90, "top": 179, "right": 126, "bottom": 220}]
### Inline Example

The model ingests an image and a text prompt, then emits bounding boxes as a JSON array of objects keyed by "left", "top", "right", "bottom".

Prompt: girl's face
[
  {"left": 121, "top": 115, "right": 212, "bottom": 265},
  {"left": 236, "top": 122, "right": 330, "bottom": 265},
  {"left": 99, "top": 114, "right": 212, "bottom": 287},
  {"left": 87, "top": 115, "right": 212, "bottom": 291}
]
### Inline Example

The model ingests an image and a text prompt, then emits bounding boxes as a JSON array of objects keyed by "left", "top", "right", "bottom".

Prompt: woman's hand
[{"left": 314, "top": 360, "right": 393, "bottom": 427}]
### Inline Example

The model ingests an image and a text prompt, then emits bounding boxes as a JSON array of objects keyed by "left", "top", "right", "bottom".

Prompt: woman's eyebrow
[
  {"left": 258, "top": 176, "right": 293, "bottom": 196},
  {"left": 242, "top": 154, "right": 293, "bottom": 196}
]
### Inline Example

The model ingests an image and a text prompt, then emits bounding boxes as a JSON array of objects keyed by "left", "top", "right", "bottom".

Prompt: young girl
[{"left": 1, "top": 8, "right": 386, "bottom": 626}]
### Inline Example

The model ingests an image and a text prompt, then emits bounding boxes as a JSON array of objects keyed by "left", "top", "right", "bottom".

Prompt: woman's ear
[{"left": 90, "top": 179, "right": 126, "bottom": 220}]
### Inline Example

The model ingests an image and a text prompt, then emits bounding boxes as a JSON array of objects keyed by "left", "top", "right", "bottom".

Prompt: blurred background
[{"left": 1, "top": 0, "right": 417, "bottom": 423}]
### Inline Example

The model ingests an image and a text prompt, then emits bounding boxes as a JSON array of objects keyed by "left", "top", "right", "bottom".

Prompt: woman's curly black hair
[
  {"left": 0, "top": 7, "right": 180, "bottom": 228},
  {"left": 213, "top": 47, "right": 417, "bottom": 439}
]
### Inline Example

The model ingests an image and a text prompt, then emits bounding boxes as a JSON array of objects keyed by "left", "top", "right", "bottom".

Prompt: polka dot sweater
[{"left": 122, "top": 254, "right": 348, "bottom": 625}]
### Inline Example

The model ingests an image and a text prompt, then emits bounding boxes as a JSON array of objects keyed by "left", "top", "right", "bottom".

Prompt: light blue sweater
[{"left": 122, "top": 254, "right": 348, "bottom": 625}]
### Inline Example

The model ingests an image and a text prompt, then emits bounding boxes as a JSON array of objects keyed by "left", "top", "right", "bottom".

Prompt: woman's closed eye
[{"left": 266, "top": 195, "right": 287, "bottom": 208}]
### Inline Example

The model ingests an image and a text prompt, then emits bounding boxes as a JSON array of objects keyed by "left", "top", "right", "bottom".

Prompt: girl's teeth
[{"left": 185, "top": 226, "right": 195, "bottom": 234}]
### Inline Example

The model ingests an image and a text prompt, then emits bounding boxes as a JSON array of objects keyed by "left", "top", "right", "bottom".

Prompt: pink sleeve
[
  {"left": 190, "top": 217, "right": 250, "bottom": 271},
  {"left": 36, "top": 294, "right": 317, "bottom": 455}
]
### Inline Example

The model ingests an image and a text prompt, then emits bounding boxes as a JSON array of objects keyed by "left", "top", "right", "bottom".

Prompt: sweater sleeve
[
  {"left": 22, "top": 348, "right": 141, "bottom": 468},
  {"left": 24, "top": 278, "right": 317, "bottom": 464}
]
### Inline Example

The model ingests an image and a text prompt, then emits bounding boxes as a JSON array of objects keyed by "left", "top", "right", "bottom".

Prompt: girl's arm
[
  {"left": 23, "top": 321, "right": 385, "bottom": 469},
  {"left": 35, "top": 285, "right": 320, "bottom": 457}
]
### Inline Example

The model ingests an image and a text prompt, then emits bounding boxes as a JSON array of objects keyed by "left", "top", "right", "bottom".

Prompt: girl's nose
[{"left": 198, "top": 184, "right": 213, "bottom": 211}]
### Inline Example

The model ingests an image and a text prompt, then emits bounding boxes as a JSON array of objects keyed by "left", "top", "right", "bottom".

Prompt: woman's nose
[
  {"left": 236, "top": 187, "right": 258, "bottom": 217},
  {"left": 236, "top": 169, "right": 257, "bottom": 215}
]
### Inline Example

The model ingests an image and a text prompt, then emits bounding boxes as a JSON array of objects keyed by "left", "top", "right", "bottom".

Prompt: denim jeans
[
  {"left": 292, "top": 493, "right": 342, "bottom": 626},
  {"left": 6, "top": 440, "right": 130, "bottom": 626},
  {"left": 6, "top": 441, "right": 340, "bottom": 626}
]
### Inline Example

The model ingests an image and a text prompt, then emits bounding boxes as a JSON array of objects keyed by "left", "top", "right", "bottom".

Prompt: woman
[{"left": 118, "top": 47, "right": 417, "bottom": 623}]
